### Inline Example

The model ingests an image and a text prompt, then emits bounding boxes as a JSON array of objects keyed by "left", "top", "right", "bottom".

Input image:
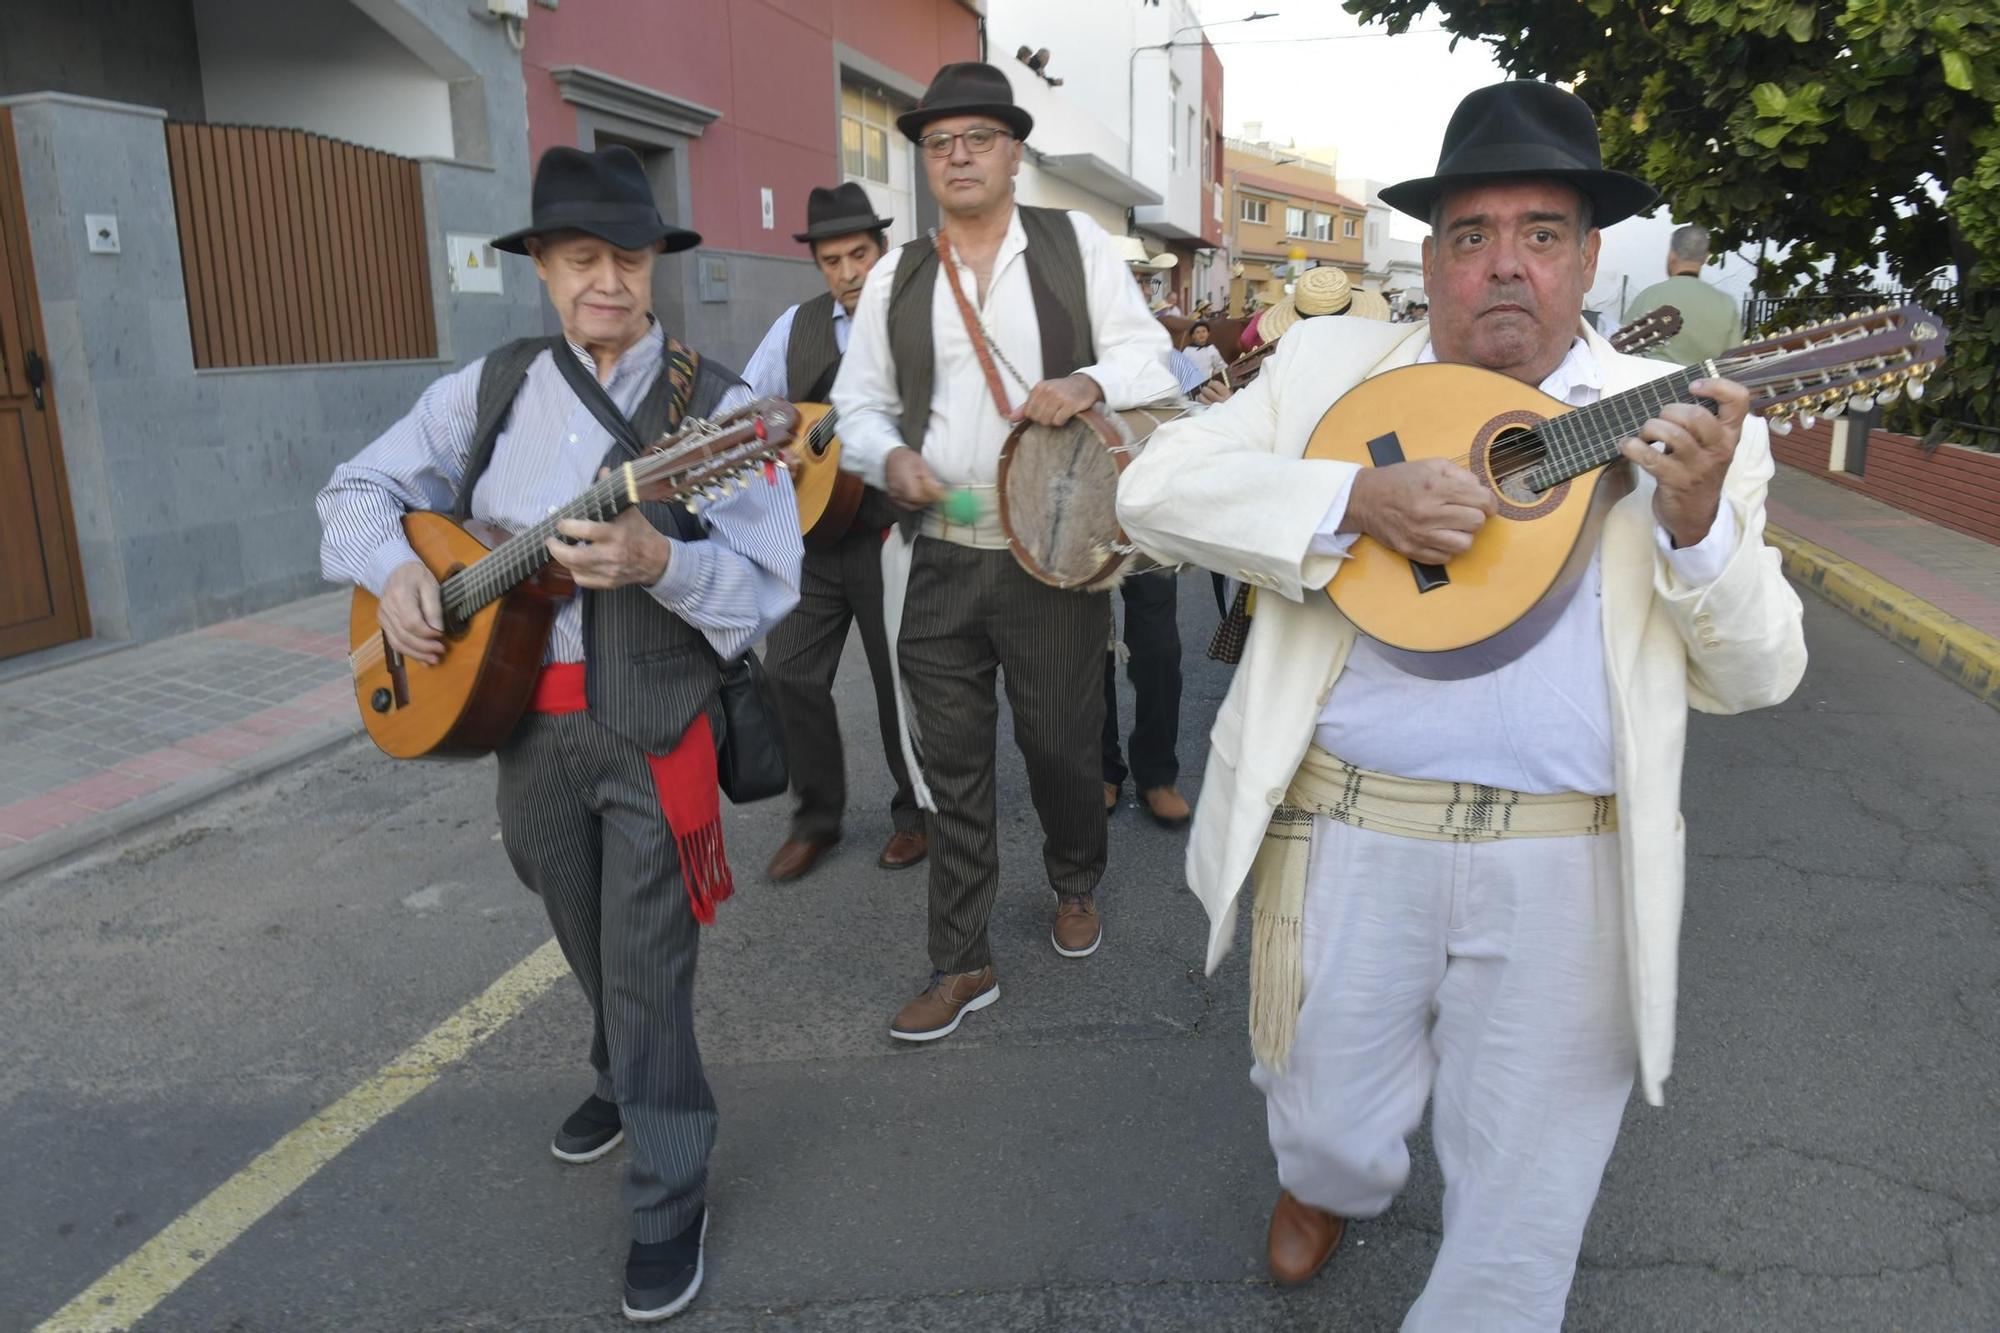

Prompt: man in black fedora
[
  {"left": 317, "top": 144, "right": 803, "bottom": 1322},
  {"left": 1116, "top": 81, "right": 1802, "bottom": 1327},
  {"left": 743, "top": 183, "right": 926, "bottom": 884},
  {"left": 833, "top": 62, "right": 1178, "bottom": 1041}
]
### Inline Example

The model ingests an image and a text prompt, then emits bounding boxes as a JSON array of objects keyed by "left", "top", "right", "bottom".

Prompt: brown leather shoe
[
  {"left": 878, "top": 830, "right": 928, "bottom": 870},
  {"left": 766, "top": 835, "right": 837, "bottom": 882},
  {"left": 1142, "top": 786, "right": 1192, "bottom": 828},
  {"left": 1052, "top": 893, "right": 1102, "bottom": 958},
  {"left": 889, "top": 966, "right": 998, "bottom": 1042},
  {"left": 1267, "top": 1190, "right": 1346, "bottom": 1286},
  {"left": 1104, "top": 781, "right": 1120, "bottom": 813}
]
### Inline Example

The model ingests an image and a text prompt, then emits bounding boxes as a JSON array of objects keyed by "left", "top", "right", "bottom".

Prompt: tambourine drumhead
[{"left": 998, "top": 404, "right": 1182, "bottom": 592}]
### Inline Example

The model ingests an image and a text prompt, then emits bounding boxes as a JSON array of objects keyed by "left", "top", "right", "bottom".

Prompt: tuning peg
[
  {"left": 1850, "top": 394, "right": 1875, "bottom": 412},
  {"left": 1877, "top": 384, "right": 1902, "bottom": 404},
  {"left": 685, "top": 495, "right": 704, "bottom": 513},
  {"left": 1907, "top": 378, "right": 1925, "bottom": 400},
  {"left": 1768, "top": 417, "right": 1793, "bottom": 435},
  {"left": 1821, "top": 398, "right": 1844, "bottom": 417},
  {"left": 1799, "top": 413, "right": 1817, "bottom": 429}
]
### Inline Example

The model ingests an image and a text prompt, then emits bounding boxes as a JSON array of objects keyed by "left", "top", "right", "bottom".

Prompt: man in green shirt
[{"left": 1624, "top": 223, "right": 1743, "bottom": 362}]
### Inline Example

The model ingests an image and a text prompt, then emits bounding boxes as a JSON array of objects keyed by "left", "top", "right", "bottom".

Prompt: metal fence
[{"left": 1743, "top": 285, "right": 1995, "bottom": 335}]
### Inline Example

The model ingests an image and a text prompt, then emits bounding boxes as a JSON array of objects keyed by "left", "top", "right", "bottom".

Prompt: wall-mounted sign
[{"left": 447, "top": 233, "right": 504, "bottom": 294}]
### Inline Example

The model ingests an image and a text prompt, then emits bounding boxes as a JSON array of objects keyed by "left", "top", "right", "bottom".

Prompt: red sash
[{"left": 528, "top": 663, "right": 734, "bottom": 925}]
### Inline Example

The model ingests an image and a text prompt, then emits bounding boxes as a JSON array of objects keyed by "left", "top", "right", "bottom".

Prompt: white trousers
[{"left": 1251, "top": 818, "right": 1637, "bottom": 1332}]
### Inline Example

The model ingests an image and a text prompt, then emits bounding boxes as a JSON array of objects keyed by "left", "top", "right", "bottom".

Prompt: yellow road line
[
  {"left": 36, "top": 938, "right": 571, "bottom": 1333},
  {"left": 1766, "top": 523, "right": 2000, "bottom": 710}
]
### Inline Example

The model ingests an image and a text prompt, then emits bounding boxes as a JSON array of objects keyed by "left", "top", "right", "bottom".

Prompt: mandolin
[
  {"left": 788, "top": 402, "right": 866, "bottom": 543},
  {"left": 348, "top": 398, "right": 800, "bottom": 759},
  {"left": 1608, "top": 305, "right": 1682, "bottom": 357},
  {"left": 1307, "top": 305, "right": 1948, "bottom": 678}
]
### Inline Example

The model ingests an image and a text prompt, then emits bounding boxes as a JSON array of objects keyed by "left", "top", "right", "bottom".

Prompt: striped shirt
[{"left": 317, "top": 323, "right": 801, "bottom": 664}]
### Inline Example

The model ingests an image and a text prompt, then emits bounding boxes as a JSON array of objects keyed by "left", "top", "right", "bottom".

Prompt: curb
[
  {"left": 0, "top": 721, "right": 364, "bottom": 892},
  {"left": 1766, "top": 523, "right": 2000, "bottom": 711}
]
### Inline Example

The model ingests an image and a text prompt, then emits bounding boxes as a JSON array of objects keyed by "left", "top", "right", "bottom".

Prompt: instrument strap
[{"left": 933, "top": 228, "right": 1018, "bottom": 422}]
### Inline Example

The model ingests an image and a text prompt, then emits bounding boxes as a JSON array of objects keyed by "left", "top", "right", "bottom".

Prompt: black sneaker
[
  {"left": 623, "top": 1208, "right": 707, "bottom": 1322},
  {"left": 550, "top": 1093, "right": 622, "bottom": 1164}
]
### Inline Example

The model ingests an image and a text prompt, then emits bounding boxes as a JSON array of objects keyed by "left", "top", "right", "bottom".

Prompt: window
[
  {"left": 1367, "top": 222, "right": 1381, "bottom": 248},
  {"left": 1285, "top": 206, "right": 1307, "bottom": 238},
  {"left": 1169, "top": 74, "right": 1181, "bottom": 166},
  {"left": 1343, "top": 217, "right": 1359, "bottom": 239},
  {"left": 1201, "top": 115, "right": 1214, "bottom": 181},
  {"left": 840, "top": 78, "right": 913, "bottom": 247},
  {"left": 1312, "top": 212, "right": 1332, "bottom": 242},
  {"left": 1187, "top": 107, "right": 1197, "bottom": 172},
  {"left": 1240, "top": 196, "right": 1268, "bottom": 224}
]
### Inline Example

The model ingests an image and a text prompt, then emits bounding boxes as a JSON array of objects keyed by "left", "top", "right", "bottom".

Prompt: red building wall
[
  {"left": 521, "top": 0, "right": 979, "bottom": 256},
  {"left": 1199, "top": 36, "right": 1223, "bottom": 251},
  {"left": 1772, "top": 422, "right": 2000, "bottom": 545}
]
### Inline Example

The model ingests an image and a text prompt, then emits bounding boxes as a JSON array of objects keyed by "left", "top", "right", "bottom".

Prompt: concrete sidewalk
[
  {"left": 1766, "top": 463, "right": 2000, "bottom": 709},
  {"left": 0, "top": 593, "right": 360, "bottom": 886},
  {"left": 2, "top": 461, "right": 1992, "bottom": 886}
]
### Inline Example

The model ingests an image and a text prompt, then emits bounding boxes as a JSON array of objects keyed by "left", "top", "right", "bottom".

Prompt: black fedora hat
[
  {"left": 895, "top": 62, "right": 1033, "bottom": 144},
  {"left": 1380, "top": 82, "right": 1658, "bottom": 229},
  {"left": 493, "top": 145, "right": 701, "bottom": 255},
  {"left": 793, "top": 182, "right": 894, "bottom": 245}
]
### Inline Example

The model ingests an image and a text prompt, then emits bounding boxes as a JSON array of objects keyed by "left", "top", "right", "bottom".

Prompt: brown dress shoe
[
  {"left": 1052, "top": 893, "right": 1102, "bottom": 958},
  {"left": 1104, "top": 781, "right": 1120, "bottom": 813},
  {"left": 878, "top": 830, "right": 928, "bottom": 870},
  {"left": 765, "top": 835, "right": 837, "bottom": 882},
  {"left": 1267, "top": 1190, "right": 1347, "bottom": 1286},
  {"left": 889, "top": 966, "right": 998, "bottom": 1042},
  {"left": 1141, "top": 786, "right": 1192, "bottom": 828}
]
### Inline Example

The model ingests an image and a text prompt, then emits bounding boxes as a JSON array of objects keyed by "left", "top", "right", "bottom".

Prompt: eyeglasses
[{"left": 918, "top": 127, "right": 1013, "bottom": 159}]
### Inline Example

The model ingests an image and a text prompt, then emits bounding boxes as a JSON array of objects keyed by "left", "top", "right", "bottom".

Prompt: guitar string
[{"left": 348, "top": 426, "right": 781, "bottom": 675}]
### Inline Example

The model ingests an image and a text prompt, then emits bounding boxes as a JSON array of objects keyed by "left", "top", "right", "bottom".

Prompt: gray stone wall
[
  {"left": 4, "top": 0, "right": 542, "bottom": 644},
  {"left": 665, "top": 249, "right": 822, "bottom": 377},
  {"left": 0, "top": 0, "right": 207, "bottom": 121}
]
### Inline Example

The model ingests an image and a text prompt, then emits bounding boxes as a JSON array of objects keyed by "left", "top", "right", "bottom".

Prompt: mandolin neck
[
  {"left": 1526, "top": 365, "right": 1710, "bottom": 492},
  {"left": 439, "top": 474, "right": 636, "bottom": 624}
]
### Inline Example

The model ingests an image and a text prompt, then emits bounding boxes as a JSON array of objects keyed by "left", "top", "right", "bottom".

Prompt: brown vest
[{"left": 884, "top": 205, "right": 1094, "bottom": 462}]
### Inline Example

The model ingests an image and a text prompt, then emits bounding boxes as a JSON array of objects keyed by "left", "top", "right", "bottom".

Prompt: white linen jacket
[{"left": 1116, "top": 315, "right": 1807, "bottom": 1104}]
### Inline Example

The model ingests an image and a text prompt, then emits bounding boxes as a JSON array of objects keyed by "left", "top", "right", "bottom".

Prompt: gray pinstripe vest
[
  {"left": 783, "top": 292, "right": 842, "bottom": 402},
  {"left": 457, "top": 337, "right": 743, "bottom": 752}
]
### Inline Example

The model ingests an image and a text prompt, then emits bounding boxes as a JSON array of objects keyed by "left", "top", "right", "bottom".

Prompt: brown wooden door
[{"left": 0, "top": 108, "right": 89, "bottom": 660}]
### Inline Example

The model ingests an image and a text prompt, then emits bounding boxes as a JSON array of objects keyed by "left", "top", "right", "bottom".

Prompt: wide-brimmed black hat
[
  {"left": 793, "top": 182, "right": 894, "bottom": 245},
  {"left": 1380, "top": 82, "right": 1658, "bottom": 229},
  {"left": 494, "top": 145, "right": 701, "bottom": 255},
  {"left": 895, "top": 62, "right": 1033, "bottom": 144}
]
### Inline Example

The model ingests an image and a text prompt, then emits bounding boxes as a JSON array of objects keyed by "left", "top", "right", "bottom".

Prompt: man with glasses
[{"left": 833, "top": 62, "right": 1178, "bottom": 1042}]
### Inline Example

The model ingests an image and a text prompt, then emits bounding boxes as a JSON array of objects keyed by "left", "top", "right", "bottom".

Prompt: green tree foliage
[{"left": 1347, "top": 0, "right": 2000, "bottom": 428}]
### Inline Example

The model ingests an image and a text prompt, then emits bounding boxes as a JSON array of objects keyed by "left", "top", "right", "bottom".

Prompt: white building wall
[
  {"left": 988, "top": 0, "right": 1144, "bottom": 233},
  {"left": 194, "top": 0, "right": 455, "bottom": 160}
]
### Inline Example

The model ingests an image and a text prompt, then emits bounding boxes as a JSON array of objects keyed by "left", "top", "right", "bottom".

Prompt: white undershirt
[{"left": 1311, "top": 336, "right": 1736, "bottom": 795}]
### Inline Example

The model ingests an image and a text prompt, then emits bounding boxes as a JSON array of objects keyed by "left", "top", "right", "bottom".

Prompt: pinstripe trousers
[
  {"left": 898, "top": 538, "right": 1110, "bottom": 973},
  {"left": 763, "top": 526, "right": 920, "bottom": 842},
  {"left": 497, "top": 710, "right": 713, "bottom": 1244}
]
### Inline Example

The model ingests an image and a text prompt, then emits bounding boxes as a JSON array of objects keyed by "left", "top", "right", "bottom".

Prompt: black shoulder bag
[{"left": 552, "top": 347, "right": 790, "bottom": 804}]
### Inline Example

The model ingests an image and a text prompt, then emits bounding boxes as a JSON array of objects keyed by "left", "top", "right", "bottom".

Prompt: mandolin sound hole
[{"left": 1474, "top": 416, "right": 1568, "bottom": 519}]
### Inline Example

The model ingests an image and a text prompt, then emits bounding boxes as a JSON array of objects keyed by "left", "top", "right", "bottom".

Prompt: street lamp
[{"left": 1126, "top": 11, "right": 1278, "bottom": 176}]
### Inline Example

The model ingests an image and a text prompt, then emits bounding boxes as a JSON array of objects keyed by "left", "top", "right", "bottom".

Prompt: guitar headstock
[
  {"left": 625, "top": 397, "right": 799, "bottom": 507},
  {"left": 1610, "top": 305, "right": 1682, "bottom": 355},
  {"left": 1717, "top": 304, "right": 1948, "bottom": 433}
]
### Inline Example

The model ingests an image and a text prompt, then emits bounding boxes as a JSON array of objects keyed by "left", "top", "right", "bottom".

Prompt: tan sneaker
[
  {"left": 1052, "top": 893, "right": 1102, "bottom": 958},
  {"left": 888, "top": 966, "right": 998, "bottom": 1042},
  {"left": 1141, "top": 786, "right": 1192, "bottom": 828}
]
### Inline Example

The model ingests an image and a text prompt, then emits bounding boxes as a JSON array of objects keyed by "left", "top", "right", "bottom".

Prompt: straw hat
[
  {"left": 1345, "top": 287, "right": 1392, "bottom": 321},
  {"left": 1257, "top": 265, "right": 1356, "bottom": 340},
  {"left": 1109, "top": 234, "right": 1178, "bottom": 271}
]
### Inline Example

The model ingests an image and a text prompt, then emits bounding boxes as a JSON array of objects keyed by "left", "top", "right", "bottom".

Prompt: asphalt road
[{"left": 3, "top": 576, "right": 1996, "bottom": 1332}]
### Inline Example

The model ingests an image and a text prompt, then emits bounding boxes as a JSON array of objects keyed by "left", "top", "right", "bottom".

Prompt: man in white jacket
[{"left": 1116, "top": 82, "right": 1806, "bottom": 1330}]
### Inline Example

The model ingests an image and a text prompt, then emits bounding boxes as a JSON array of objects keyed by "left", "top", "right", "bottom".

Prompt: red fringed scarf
[{"left": 528, "top": 663, "right": 734, "bottom": 924}]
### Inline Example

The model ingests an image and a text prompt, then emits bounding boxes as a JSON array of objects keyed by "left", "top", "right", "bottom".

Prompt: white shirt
[
  {"left": 1311, "top": 336, "right": 1738, "bottom": 795},
  {"left": 1184, "top": 343, "right": 1228, "bottom": 382},
  {"left": 741, "top": 299, "right": 851, "bottom": 401},
  {"left": 833, "top": 207, "right": 1180, "bottom": 489}
]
